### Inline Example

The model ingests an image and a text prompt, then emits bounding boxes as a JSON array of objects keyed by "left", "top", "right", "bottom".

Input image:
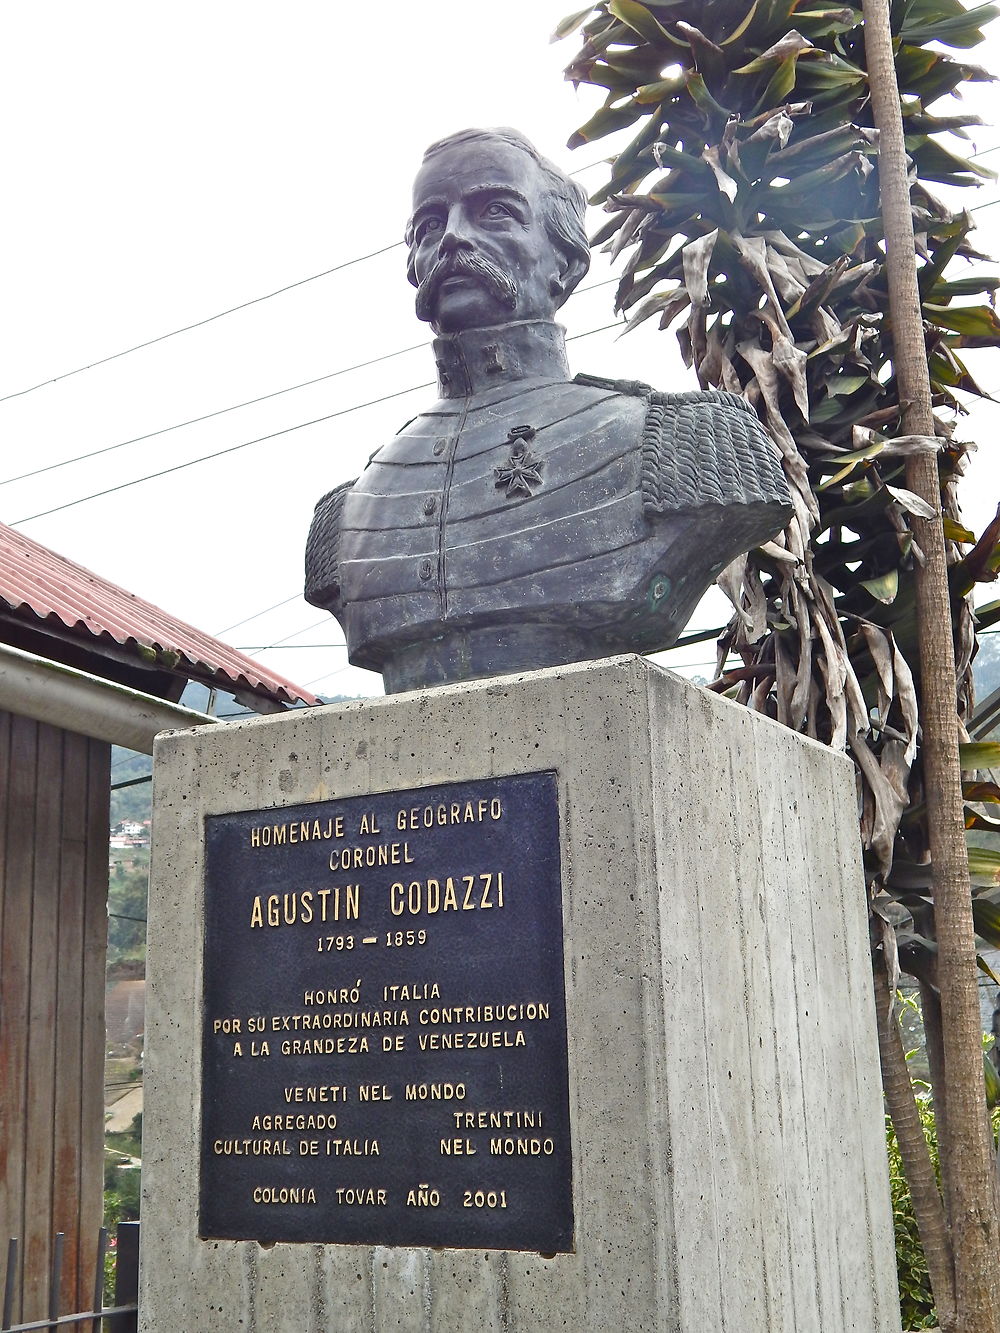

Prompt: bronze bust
[{"left": 305, "top": 128, "right": 792, "bottom": 693}]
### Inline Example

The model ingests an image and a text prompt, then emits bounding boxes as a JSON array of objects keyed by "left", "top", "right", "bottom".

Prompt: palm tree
[{"left": 556, "top": 0, "right": 1000, "bottom": 1326}]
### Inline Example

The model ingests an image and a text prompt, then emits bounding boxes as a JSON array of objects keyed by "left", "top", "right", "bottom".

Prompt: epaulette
[
  {"left": 639, "top": 389, "right": 791, "bottom": 519},
  {"left": 304, "top": 479, "right": 354, "bottom": 611}
]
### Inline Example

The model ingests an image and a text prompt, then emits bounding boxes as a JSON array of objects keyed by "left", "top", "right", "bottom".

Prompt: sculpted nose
[{"left": 438, "top": 212, "right": 475, "bottom": 256}]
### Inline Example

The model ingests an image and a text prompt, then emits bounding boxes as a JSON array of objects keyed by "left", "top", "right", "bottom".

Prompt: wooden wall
[{"left": 0, "top": 709, "right": 110, "bottom": 1322}]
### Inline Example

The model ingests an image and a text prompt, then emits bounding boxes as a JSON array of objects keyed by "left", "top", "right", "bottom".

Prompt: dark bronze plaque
[{"left": 200, "top": 771, "right": 573, "bottom": 1253}]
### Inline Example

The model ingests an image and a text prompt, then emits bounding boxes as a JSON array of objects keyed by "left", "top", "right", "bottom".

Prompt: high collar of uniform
[{"left": 431, "top": 320, "right": 571, "bottom": 399}]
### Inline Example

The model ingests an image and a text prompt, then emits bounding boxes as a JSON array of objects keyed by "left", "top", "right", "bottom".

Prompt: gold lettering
[
  {"left": 249, "top": 813, "right": 343, "bottom": 851},
  {"left": 248, "top": 887, "right": 360, "bottom": 929},
  {"left": 439, "top": 1138, "right": 476, "bottom": 1155},
  {"left": 358, "top": 1084, "right": 392, "bottom": 1101}
]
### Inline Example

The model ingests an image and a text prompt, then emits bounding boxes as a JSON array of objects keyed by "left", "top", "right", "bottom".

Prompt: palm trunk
[
  {"left": 919, "top": 980, "right": 953, "bottom": 1221},
  {"left": 862, "top": 0, "right": 1000, "bottom": 1325},
  {"left": 875, "top": 961, "right": 956, "bottom": 1328}
]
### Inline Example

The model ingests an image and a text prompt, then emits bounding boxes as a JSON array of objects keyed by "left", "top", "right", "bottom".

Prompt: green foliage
[
  {"left": 108, "top": 852, "right": 149, "bottom": 971},
  {"left": 109, "top": 747, "right": 152, "bottom": 826},
  {"left": 879, "top": 996, "right": 1000, "bottom": 1326},
  {"left": 104, "top": 1112, "right": 142, "bottom": 1226},
  {"left": 886, "top": 1098, "right": 939, "bottom": 1329},
  {"left": 887, "top": 1091, "right": 1000, "bottom": 1327},
  {"left": 557, "top": 0, "right": 999, "bottom": 942}
]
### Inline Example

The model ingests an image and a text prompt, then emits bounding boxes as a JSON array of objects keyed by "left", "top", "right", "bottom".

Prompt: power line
[
  {"left": 110, "top": 775, "right": 154, "bottom": 792},
  {"left": 569, "top": 157, "right": 610, "bottom": 177},
  {"left": 238, "top": 626, "right": 717, "bottom": 660},
  {"left": 259, "top": 616, "right": 332, "bottom": 650},
  {"left": 0, "top": 241, "right": 405, "bottom": 406},
  {"left": 111, "top": 753, "right": 150, "bottom": 770},
  {"left": 10, "top": 319, "right": 624, "bottom": 526},
  {"left": 214, "top": 594, "right": 301, "bottom": 637},
  {"left": 1, "top": 213, "right": 619, "bottom": 409},
  {"left": 11, "top": 381, "right": 433, "bottom": 525},
  {"left": 0, "top": 340, "right": 427, "bottom": 489},
  {"left": 0, "top": 280, "right": 619, "bottom": 493},
  {"left": 303, "top": 663, "right": 363, "bottom": 689}
]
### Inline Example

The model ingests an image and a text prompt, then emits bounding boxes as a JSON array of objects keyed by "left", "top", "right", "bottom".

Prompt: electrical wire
[
  {"left": 11, "top": 381, "right": 432, "bottom": 525},
  {"left": 10, "top": 320, "right": 624, "bottom": 526},
  {"left": 569, "top": 157, "right": 609, "bottom": 177},
  {"left": 0, "top": 241, "right": 405, "bottom": 406},
  {"left": 233, "top": 615, "right": 723, "bottom": 658},
  {"left": 214, "top": 594, "right": 301, "bottom": 637},
  {"left": 303, "top": 663, "right": 364, "bottom": 689},
  {"left": 0, "top": 280, "right": 619, "bottom": 492},
  {"left": 0, "top": 341, "right": 427, "bottom": 488},
  {"left": 257, "top": 616, "right": 333, "bottom": 650}
]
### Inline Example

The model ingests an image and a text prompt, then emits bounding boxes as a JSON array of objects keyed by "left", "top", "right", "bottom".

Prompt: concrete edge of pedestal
[{"left": 141, "top": 653, "right": 900, "bottom": 1333}]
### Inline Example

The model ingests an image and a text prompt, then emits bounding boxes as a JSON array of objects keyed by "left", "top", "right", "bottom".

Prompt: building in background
[{"left": 0, "top": 520, "right": 316, "bottom": 1327}]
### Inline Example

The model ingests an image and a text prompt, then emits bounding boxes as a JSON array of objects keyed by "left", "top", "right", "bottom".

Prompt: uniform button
[
  {"left": 418, "top": 559, "right": 434, "bottom": 581},
  {"left": 432, "top": 439, "right": 446, "bottom": 456},
  {"left": 422, "top": 496, "right": 437, "bottom": 516}
]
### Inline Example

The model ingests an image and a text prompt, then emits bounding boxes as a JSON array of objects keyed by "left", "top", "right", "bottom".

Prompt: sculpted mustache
[{"left": 415, "top": 251, "right": 518, "bottom": 321}]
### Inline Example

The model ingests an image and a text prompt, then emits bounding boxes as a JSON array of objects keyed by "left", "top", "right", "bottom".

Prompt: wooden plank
[
  {"left": 0, "top": 713, "right": 38, "bottom": 1325},
  {"left": 79, "top": 737, "right": 111, "bottom": 1307},
  {"left": 53, "top": 729, "right": 88, "bottom": 1311},
  {"left": 0, "top": 709, "right": 10, "bottom": 1083},
  {"left": 0, "top": 717, "right": 112, "bottom": 1322},
  {"left": 0, "top": 708, "right": 12, "bottom": 1277},
  {"left": 22, "top": 721, "right": 63, "bottom": 1320},
  {"left": 0, "top": 709, "right": 9, "bottom": 1039}
]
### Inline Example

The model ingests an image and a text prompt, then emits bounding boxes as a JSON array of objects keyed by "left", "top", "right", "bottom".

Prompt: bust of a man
[{"left": 305, "top": 128, "right": 791, "bottom": 693}]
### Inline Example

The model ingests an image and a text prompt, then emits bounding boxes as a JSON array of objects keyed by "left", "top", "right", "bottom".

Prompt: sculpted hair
[{"left": 405, "top": 127, "right": 591, "bottom": 302}]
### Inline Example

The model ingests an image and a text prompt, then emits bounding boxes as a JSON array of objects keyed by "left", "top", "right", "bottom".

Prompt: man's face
[{"left": 408, "top": 139, "right": 564, "bottom": 335}]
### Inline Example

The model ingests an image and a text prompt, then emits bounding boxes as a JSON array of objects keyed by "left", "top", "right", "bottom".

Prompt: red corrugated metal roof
[{"left": 0, "top": 522, "right": 319, "bottom": 707}]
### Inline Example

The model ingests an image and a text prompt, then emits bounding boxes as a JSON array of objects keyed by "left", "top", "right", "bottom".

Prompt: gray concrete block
[{"left": 141, "top": 655, "right": 900, "bottom": 1331}]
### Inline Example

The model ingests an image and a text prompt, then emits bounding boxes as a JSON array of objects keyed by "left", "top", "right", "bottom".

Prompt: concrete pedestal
[{"left": 142, "top": 655, "right": 900, "bottom": 1331}]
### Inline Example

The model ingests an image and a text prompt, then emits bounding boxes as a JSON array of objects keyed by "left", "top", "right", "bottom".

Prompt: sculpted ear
[
  {"left": 552, "top": 250, "right": 590, "bottom": 306},
  {"left": 404, "top": 225, "right": 419, "bottom": 289}
]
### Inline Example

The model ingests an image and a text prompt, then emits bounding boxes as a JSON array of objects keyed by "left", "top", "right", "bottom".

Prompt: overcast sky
[{"left": 2, "top": 2, "right": 998, "bottom": 704}]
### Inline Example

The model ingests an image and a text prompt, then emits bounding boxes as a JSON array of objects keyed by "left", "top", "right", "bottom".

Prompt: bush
[{"left": 886, "top": 1094, "right": 1000, "bottom": 1330}]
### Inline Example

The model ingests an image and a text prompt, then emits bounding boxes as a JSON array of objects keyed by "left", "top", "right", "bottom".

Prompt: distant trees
[{"left": 108, "top": 854, "right": 148, "bottom": 970}]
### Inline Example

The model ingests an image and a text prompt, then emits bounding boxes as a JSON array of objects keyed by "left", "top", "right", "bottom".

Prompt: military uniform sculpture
[{"left": 305, "top": 129, "right": 792, "bottom": 693}]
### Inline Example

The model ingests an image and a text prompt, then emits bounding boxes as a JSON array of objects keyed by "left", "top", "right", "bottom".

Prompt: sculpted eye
[
  {"left": 418, "top": 216, "right": 443, "bottom": 239},
  {"left": 483, "top": 201, "right": 513, "bottom": 220}
]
